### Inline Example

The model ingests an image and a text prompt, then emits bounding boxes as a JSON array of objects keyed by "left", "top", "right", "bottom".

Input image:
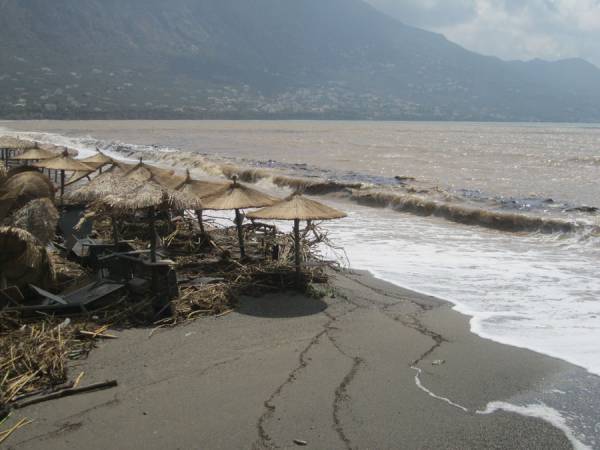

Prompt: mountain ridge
[{"left": 1, "top": 0, "right": 600, "bottom": 121}]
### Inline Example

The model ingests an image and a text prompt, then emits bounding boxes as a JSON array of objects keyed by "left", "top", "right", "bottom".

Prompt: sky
[{"left": 366, "top": 0, "right": 600, "bottom": 67}]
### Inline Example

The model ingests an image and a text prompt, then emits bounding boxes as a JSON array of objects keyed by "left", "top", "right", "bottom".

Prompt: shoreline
[{"left": 6, "top": 269, "right": 582, "bottom": 449}]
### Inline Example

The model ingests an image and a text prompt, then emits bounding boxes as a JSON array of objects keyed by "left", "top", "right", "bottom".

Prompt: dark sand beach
[{"left": 7, "top": 270, "right": 575, "bottom": 449}]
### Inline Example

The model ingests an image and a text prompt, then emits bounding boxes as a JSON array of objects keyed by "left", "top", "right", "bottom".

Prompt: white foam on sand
[
  {"left": 478, "top": 402, "right": 591, "bottom": 450},
  {"left": 411, "top": 367, "right": 469, "bottom": 412},
  {"left": 412, "top": 365, "right": 591, "bottom": 448}
]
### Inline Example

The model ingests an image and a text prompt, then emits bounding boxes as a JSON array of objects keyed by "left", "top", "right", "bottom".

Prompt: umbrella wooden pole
[
  {"left": 0, "top": 272, "right": 7, "bottom": 290},
  {"left": 111, "top": 214, "right": 120, "bottom": 248},
  {"left": 294, "top": 218, "right": 301, "bottom": 281},
  {"left": 60, "top": 169, "right": 65, "bottom": 199},
  {"left": 149, "top": 207, "right": 157, "bottom": 263},
  {"left": 235, "top": 208, "right": 246, "bottom": 259},
  {"left": 196, "top": 210, "right": 205, "bottom": 234}
]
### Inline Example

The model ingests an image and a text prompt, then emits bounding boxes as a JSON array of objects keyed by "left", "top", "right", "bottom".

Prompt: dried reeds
[{"left": 0, "top": 317, "right": 93, "bottom": 407}]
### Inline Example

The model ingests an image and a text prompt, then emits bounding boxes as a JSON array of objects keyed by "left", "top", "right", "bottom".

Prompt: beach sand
[{"left": 6, "top": 270, "right": 575, "bottom": 449}]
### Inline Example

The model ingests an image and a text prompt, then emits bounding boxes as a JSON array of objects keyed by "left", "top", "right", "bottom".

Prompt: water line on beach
[
  {"left": 411, "top": 367, "right": 469, "bottom": 413},
  {"left": 412, "top": 367, "right": 593, "bottom": 449},
  {"left": 477, "top": 402, "right": 592, "bottom": 450}
]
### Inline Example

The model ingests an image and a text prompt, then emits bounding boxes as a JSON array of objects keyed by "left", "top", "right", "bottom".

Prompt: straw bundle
[
  {"left": 0, "top": 171, "right": 55, "bottom": 220},
  {"left": 0, "top": 226, "right": 52, "bottom": 289},
  {"left": 6, "top": 198, "right": 59, "bottom": 245}
]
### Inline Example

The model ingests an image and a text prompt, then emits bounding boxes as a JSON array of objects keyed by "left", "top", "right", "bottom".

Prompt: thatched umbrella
[
  {"left": 33, "top": 150, "right": 93, "bottom": 198},
  {"left": 124, "top": 158, "right": 174, "bottom": 181},
  {"left": 80, "top": 150, "right": 113, "bottom": 172},
  {"left": 247, "top": 193, "right": 346, "bottom": 277},
  {"left": 0, "top": 226, "right": 51, "bottom": 290},
  {"left": 103, "top": 181, "right": 203, "bottom": 262},
  {"left": 174, "top": 169, "right": 229, "bottom": 233},
  {"left": 12, "top": 147, "right": 57, "bottom": 163},
  {"left": 201, "top": 176, "right": 279, "bottom": 258},
  {"left": 37, "top": 143, "right": 78, "bottom": 157},
  {"left": 0, "top": 136, "right": 33, "bottom": 150},
  {"left": 65, "top": 160, "right": 133, "bottom": 187},
  {"left": 66, "top": 170, "right": 144, "bottom": 246},
  {"left": 0, "top": 137, "right": 35, "bottom": 166}
]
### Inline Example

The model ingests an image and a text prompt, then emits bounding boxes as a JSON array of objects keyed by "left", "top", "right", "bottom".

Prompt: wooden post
[
  {"left": 294, "top": 218, "right": 301, "bottom": 281},
  {"left": 196, "top": 209, "right": 205, "bottom": 234},
  {"left": 235, "top": 208, "right": 245, "bottom": 259},
  {"left": 149, "top": 207, "right": 157, "bottom": 263},
  {"left": 111, "top": 215, "right": 120, "bottom": 248},
  {"left": 60, "top": 169, "right": 65, "bottom": 199}
]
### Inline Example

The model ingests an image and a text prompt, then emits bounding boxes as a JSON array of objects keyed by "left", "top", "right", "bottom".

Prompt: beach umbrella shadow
[{"left": 236, "top": 293, "right": 328, "bottom": 319}]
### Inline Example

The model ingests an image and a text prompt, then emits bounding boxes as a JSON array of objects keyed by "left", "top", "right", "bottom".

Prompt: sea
[{"left": 2, "top": 120, "right": 600, "bottom": 448}]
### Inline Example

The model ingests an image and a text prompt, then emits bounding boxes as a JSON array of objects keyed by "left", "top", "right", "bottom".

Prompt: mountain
[{"left": 1, "top": 0, "right": 600, "bottom": 121}]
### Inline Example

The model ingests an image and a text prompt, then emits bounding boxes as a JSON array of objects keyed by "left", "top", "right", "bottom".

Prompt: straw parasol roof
[
  {"left": 37, "top": 143, "right": 79, "bottom": 158},
  {"left": 0, "top": 136, "right": 35, "bottom": 150},
  {"left": 65, "top": 170, "right": 93, "bottom": 187},
  {"left": 124, "top": 160, "right": 174, "bottom": 182},
  {"left": 32, "top": 152, "right": 93, "bottom": 172},
  {"left": 65, "top": 160, "right": 130, "bottom": 187},
  {"left": 175, "top": 170, "right": 229, "bottom": 199},
  {"left": 247, "top": 193, "right": 347, "bottom": 221},
  {"left": 12, "top": 148, "right": 57, "bottom": 161},
  {"left": 66, "top": 170, "right": 144, "bottom": 204},
  {"left": 80, "top": 151, "right": 113, "bottom": 170},
  {"left": 201, "top": 178, "right": 279, "bottom": 211},
  {"left": 103, "top": 180, "right": 203, "bottom": 212}
]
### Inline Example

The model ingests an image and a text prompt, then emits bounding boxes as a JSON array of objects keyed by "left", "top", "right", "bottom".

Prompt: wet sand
[{"left": 6, "top": 270, "right": 574, "bottom": 449}]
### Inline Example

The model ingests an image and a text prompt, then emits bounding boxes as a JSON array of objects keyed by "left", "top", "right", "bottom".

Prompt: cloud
[{"left": 366, "top": 0, "right": 600, "bottom": 66}]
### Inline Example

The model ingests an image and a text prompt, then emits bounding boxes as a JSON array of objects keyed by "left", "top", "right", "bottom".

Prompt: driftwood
[{"left": 13, "top": 380, "right": 117, "bottom": 409}]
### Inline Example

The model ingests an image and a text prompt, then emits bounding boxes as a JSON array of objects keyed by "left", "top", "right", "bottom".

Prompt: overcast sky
[{"left": 366, "top": 0, "right": 600, "bottom": 67}]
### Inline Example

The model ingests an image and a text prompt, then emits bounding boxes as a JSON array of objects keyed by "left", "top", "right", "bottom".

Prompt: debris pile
[{"left": 0, "top": 314, "right": 95, "bottom": 408}]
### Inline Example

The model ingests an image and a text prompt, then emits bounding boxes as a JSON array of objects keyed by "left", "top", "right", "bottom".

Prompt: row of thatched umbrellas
[
  {"left": 2, "top": 135, "right": 347, "bottom": 274},
  {"left": 65, "top": 155, "right": 347, "bottom": 272}
]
